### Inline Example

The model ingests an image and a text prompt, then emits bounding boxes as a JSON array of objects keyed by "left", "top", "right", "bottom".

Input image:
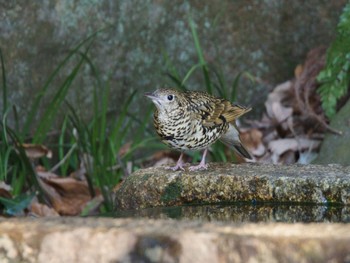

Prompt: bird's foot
[
  {"left": 165, "top": 163, "right": 185, "bottom": 171},
  {"left": 188, "top": 163, "right": 208, "bottom": 171}
]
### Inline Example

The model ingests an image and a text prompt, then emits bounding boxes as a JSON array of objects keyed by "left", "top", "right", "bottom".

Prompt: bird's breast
[{"left": 154, "top": 110, "right": 228, "bottom": 151}]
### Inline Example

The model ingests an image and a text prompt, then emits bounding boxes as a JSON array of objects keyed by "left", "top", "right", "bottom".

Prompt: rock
[
  {"left": 115, "top": 163, "right": 350, "bottom": 210},
  {"left": 0, "top": 1, "right": 347, "bottom": 125},
  {"left": 0, "top": 218, "right": 349, "bottom": 263},
  {"left": 114, "top": 203, "right": 350, "bottom": 223},
  {"left": 315, "top": 100, "right": 350, "bottom": 166}
]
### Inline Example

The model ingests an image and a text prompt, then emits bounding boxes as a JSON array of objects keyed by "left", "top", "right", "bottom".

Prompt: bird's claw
[
  {"left": 188, "top": 163, "right": 208, "bottom": 171},
  {"left": 165, "top": 164, "right": 185, "bottom": 171}
]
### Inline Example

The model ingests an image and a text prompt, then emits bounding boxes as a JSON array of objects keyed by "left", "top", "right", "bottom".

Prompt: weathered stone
[
  {"left": 0, "top": 218, "right": 349, "bottom": 263},
  {"left": 0, "top": 1, "right": 346, "bottom": 125},
  {"left": 315, "top": 100, "right": 350, "bottom": 166},
  {"left": 114, "top": 203, "right": 350, "bottom": 223},
  {"left": 115, "top": 163, "right": 350, "bottom": 210}
]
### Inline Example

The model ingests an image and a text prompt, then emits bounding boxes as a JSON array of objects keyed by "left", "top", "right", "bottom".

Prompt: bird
[{"left": 145, "top": 88, "right": 252, "bottom": 171}]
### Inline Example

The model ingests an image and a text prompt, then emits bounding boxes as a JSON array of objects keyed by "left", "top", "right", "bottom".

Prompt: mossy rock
[
  {"left": 114, "top": 163, "right": 350, "bottom": 210},
  {"left": 315, "top": 100, "right": 350, "bottom": 166}
]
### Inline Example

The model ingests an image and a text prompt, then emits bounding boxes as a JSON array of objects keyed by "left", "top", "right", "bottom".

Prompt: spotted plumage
[{"left": 145, "top": 88, "right": 251, "bottom": 171}]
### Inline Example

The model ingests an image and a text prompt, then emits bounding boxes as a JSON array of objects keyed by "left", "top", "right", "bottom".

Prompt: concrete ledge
[
  {"left": 115, "top": 163, "right": 350, "bottom": 210},
  {"left": 0, "top": 218, "right": 349, "bottom": 262}
]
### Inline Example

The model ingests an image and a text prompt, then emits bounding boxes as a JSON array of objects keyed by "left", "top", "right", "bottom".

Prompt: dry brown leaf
[
  {"left": 153, "top": 157, "right": 176, "bottom": 167},
  {"left": 240, "top": 128, "right": 266, "bottom": 157},
  {"left": 268, "top": 138, "right": 321, "bottom": 156},
  {"left": 279, "top": 150, "right": 296, "bottom": 164},
  {"left": 265, "top": 81, "right": 292, "bottom": 118},
  {"left": 143, "top": 151, "right": 186, "bottom": 168},
  {"left": 0, "top": 182, "right": 12, "bottom": 199},
  {"left": 294, "top": 64, "right": 304, "bottom": 78},
  {"left": 37, "top": 170, "right": 59, "bottom": 179},
  {"left": 69, "top": 161, "right": 87, "bottom": 181},
  {"left": 113, "top": 179, "right": 124, "bottom": 192},
  {"left": 70, "top": 153, "right": 94, "bottom": 180},
  {"left": 30, "top": 201, "right": 60, "bottom": 217},
  {"left": 271, "top": 102, "right": 293, "bottom": 123},
  {"left": 40, "top": 176, "right": 93, "bottom": 215},
  {"left": 21, "top": 143, "right": 52, "bottom": 159}
]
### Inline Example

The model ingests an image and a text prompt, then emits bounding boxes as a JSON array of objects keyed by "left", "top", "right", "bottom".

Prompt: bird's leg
[
  {"left": 189, "top": 149, "right": 208, "bottom": 171},
  {"left": 166, "top": 152, "right": 185, "bottom": 171}
]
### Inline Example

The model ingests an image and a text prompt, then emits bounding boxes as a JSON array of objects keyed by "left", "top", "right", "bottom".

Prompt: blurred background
[{"left": 0, "top": 1, "right": 346, "bottom": 121}]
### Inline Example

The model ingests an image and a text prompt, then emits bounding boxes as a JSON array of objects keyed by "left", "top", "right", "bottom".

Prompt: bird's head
[{"left": 145, "top": 88, "right": 183, "bottom": 112}]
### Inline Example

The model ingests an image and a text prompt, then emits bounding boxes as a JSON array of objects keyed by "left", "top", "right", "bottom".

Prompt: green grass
[{"left": 0, "top": 27, "right": 156, "bottom": 215}]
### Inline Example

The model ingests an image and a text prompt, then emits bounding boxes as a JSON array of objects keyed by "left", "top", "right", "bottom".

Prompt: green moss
[
  {"left": 161, "top": 181, "right": 182, "bottom": 203},
  {"left": 140, "top": 173, "right": 153, "bottom": 182}
]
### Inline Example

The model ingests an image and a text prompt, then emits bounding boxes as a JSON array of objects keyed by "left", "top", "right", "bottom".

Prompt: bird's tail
[{"left": 219, "top": 124, "right": 252, "bottom": 160}]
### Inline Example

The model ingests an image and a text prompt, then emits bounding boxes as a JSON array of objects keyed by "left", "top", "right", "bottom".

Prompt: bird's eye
[{"left": 167, "top": 95, "right": 174, "bottom": 101}]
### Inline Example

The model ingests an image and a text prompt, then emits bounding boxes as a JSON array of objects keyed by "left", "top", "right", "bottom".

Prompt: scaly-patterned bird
[{"left": 145, "top": 88, "right": 252, "bottom": 171}]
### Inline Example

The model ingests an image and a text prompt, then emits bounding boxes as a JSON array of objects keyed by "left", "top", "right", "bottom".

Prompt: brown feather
[{"left": 185, "top": 91, "right": 251, "bottom": 127}]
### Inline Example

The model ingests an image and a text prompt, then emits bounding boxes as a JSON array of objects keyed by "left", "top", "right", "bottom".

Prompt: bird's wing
[
  {"left": 220, "top": 101, "right": 252, "bottom": 123},
  {"left": 187, "top": 92, "right": 251, "bottom": 126}
]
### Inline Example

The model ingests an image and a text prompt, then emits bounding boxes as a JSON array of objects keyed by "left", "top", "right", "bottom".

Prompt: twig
[{"left": 49, "top": 143, "right": 77, "bottom": 173}]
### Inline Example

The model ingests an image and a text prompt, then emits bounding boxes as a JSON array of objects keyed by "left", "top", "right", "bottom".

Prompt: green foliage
[
  {"left": 0, "top": 193, "right": 35, "bottom": 216},
  {"left": 317, "top": 3, "right": 350, "bottom": 119},
  {"left": 0, "top": 27, "right": 154, "bottom": 214},
  {"left": 66, "top": 89, "right": 138, "bottom": 211},
  {"left": 189, "top": 16, "right": 212, "bottom": 94},
  {"left": 0, "top": 48, "right": 48, "bottom": 206},
  {"left": 0, "top": 30, "right": 103, "bottom": 202}
]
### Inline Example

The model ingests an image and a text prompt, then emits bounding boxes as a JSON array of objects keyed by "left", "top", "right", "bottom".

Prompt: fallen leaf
[
  {"left": 39, "top": 176, "right": 94, "bottom": 215},
  {"left": 265, "top": 81, "right": 292, "bottom": 118},
  {"left": 70, "top": 153, "right": 94, "bottom": 180},
  {"left": 37, "top": 170, "right": 58, "bottom": 179},
  {"left": 294, "top": 64, "right": 304, "bottom": 78},
  {"left": 30, "top": 201, "right": 60, "bottom": 217},
  {"left": 268, "top": 138, "right": 321, "bottom": 156},
  {"left": 21, "top": 143, "right": 52, "bottom": 159},
  {"left": 279, "top": 150, "right": 296, "bottom": 164},
  {"left": 143, "top": 151, "right": 186, "bottom": 168},
  {"left": 0, "top": 182, "right": 12, "bottom": 199},
  {"left": 271, "top": 102, "right": 293, "bottom": 123},
  {"left": 240, "top": 128, "right": 266, "bottom": 157}
]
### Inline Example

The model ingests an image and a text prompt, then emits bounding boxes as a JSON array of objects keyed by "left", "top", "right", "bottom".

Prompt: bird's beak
[
  {"left": 144, "top": 92, "right": 154, "bottom": 98},
  {"left": 145, "top": 92, "right": 161, "bottom": 107},
  {"left": 144, "top": 92, "right": 158, "bottom": 101}
]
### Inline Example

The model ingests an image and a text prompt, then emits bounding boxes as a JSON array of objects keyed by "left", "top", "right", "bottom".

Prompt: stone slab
[
  {"left": 0, "top": 218, "right": 349, "bottom": 263},
  {"left": 115, "top": 163, "right": 350, "bottom": 210}
]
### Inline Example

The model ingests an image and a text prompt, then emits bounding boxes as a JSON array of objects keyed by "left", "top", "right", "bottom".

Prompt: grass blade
[
  {"left": 23, "top": 28, "right": 107, "bottom": 139},
  {"left": 33, "top": 46, "right": 90, "bottom": 143},
  {"left": 189, "top": 16, "right": 212, "bottom": 94},
  {"left": 181, "top": 63, "right": 202, "bottom": 87},
  {"left": 0, "top": 48, "right": 7, "bottom": 114}
]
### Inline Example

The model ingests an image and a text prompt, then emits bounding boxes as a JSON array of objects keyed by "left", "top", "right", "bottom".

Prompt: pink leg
[
  {"left": 166, "top": 153, "right": 185, "bottom": 171},
  {"left": 189, "top": 149, "right": 209, "bottom": 171}
]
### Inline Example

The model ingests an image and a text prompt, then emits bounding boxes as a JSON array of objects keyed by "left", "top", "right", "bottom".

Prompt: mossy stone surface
[
  {"left": 114, "top": 163, "right": 350, "bottom": 210},
  {"left": 315, "top": 100, "right": 350, "bottom": 166}
]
